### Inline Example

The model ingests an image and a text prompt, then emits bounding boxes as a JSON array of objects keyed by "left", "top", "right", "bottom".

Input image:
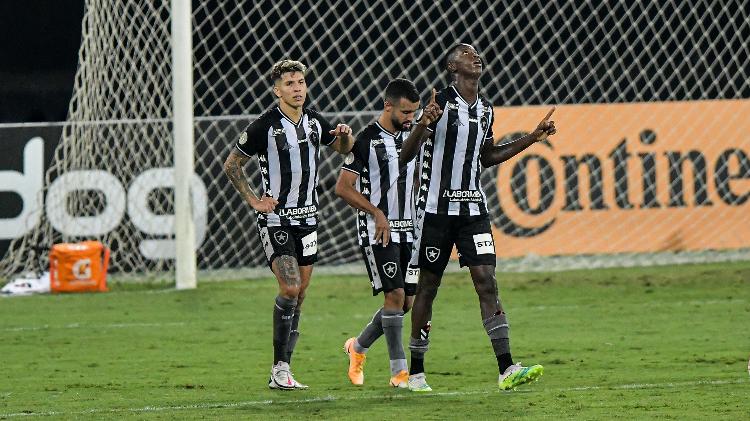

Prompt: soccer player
[
  {"left": 399, "top": 43, "right": 557, "bottom": 392},
  {"left": 223, "top": 59, "right": 354, "bottom": 390},
  {"left": 335, "top": 78, "right": 441, "bottom": 388}
]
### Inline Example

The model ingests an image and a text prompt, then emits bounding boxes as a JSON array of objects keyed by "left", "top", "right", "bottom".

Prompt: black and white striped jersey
[
  {"left": 416, "top": 85, "right": 495, "bottom": 216},
  {"left": 235, "top": 106, "right": 337, "bottom": 226},
  {"left": 342, "top": 122, "right": 418, "bottom": 246}
]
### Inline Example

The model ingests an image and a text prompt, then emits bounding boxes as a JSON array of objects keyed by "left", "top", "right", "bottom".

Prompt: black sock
[
  {"left": 285, "top": 311, "right": 301, "bottom": 363},
  {"left": 272, "top": 295, "right": 296, "bottom": 364},
  {"left": 497, "top": 352, "right": 514, "bottom": 374},
  {"left": 410, "top": 354, "right": 425, "bottom": 375}
]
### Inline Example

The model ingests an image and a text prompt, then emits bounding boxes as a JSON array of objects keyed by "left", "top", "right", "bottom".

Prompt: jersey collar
[
  {"left": 276, "top": 106, "right": 304, "bottom": 127},
  {"left": 450, "top": 85, "right": 479, "bottom": 108}
]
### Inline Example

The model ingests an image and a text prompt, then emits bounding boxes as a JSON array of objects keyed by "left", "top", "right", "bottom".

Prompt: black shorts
[
  {"left": 409, "top": 210, "right": 496, "bottom": 276},
  {"left": 257, "top": 224, "right": 318, "bottom": 267},
  {"left": 360, "top": 242, "right": 416, "bottom": 296}
]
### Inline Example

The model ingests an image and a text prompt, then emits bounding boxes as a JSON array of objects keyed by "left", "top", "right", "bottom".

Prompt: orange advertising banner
[{"left": 487, "top": 100, "right": 750, "bottom": 257}]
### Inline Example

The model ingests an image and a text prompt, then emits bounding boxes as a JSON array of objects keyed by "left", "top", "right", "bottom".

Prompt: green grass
[{"left": 1, "top": 262, "right": 749, "bottom": 419}]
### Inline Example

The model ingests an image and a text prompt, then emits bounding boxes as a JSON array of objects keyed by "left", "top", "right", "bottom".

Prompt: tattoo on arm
[
  {"left": 276, "top": 255, "right": 301, "bottom": 287},
  {"left": 223, "top": 150, "right": 259, "bottom": 204}
]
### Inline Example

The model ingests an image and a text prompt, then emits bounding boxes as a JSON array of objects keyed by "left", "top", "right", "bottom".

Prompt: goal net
[{"left": 2, "top": 0, "right": 749, "bottom": 280}]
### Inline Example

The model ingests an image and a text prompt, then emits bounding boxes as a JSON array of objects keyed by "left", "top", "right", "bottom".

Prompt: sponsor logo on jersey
[
  {"left": 275, "top": 204, "right": 318, "bottom": 219},
  {"left": 442, "top": 189, "right": 483, "bottom": 202},
  {"left": 473, "top": 233, "right": 495, "bottom": 255},
  {"left": 388, "top": 219, "right": 414, "bottom": 232}
]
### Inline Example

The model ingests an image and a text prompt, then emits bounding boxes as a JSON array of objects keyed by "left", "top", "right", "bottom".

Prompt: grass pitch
[{"left": 1, "top": 261, "right": 749, "bottom": 419}]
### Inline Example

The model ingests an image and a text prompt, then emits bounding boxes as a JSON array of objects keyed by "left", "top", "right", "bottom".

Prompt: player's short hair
[
  {"left": 384, "top": 78, "right": 419, "bottom": 104},
  {"left": 443, "top": 43, "right": 467, "bottom": 72},
  {"left": 270, "top": 59, "right": 307, "bottom": 82}
]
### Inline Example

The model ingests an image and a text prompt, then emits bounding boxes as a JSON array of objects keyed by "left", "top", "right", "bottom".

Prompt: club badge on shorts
[
  {"left": 382, "top": 261, "right": 397, "bottom": 278},
  {"left": 425, "top": 246, "right": 441, "bottom": 263},
  {"left": 273, "top": 231, "right": 289, "bottom": 245}
]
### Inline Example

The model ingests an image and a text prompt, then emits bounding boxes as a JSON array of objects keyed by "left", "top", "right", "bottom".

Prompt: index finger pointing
[
  {"left": 431, "top": 88, "right": 436, "bottom": 104},
  {"left": 542, "top": 107, "right": 556, "bottom": 121}
]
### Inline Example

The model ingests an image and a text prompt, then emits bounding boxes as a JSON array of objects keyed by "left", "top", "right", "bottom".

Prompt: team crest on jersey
[
  {"left": 308, "top": 119, "right": 320, "bottom": 144},
  {"left": 371, "top": 138, "right": 385, "bottom": 145},
  {"left": 238, "top": 132, "right": 247, "bottom": 145},
  {"left": 382, "top": 262, "right": 397, "bottom": 278},
  {"left": 273, "top": 231, "right": 289, "bottom": 245},
  {"left": 425, "top": 247, "right": 441, "bottom": 263},
  {"left": 445, "top": 102, "right": 459, "bottom": 110}
]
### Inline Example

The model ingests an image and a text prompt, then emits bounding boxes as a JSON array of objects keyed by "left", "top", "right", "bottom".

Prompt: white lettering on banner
[
  {"left": 128, "top": 169, "right": 208, "bottom": 260},
  {"left": 47, "top": 170, "right": 126, "bottom": 236},
  {"left": 473, "top": 233, "right": 495, "bottom": 255},
  {"left": 301, "top": 231, "right": 317, "bottom": 256},
  {"left": 38, "top": 167, "right": 207, "bottom": 260},
  {"left": 442, "top": 189, "right": 483, "bottom": 202},
  {"left": 0, "top": 137, "right": 43, "bottom": 239}
]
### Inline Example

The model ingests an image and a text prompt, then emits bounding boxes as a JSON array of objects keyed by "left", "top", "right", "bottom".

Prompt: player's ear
[
  {"left": 446, "top": 57, "right": 455, "bottom": 74},
  {"left": 384, "top": 100, "right": 393, "bottom": 111},
  {"left": 272, "top": 84, "right": 281, "bottom": 98}
]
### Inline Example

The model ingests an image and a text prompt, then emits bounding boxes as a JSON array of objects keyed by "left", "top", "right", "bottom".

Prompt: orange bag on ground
[{"left": 49, "top": 241, "right": 110, "bottom": 293}]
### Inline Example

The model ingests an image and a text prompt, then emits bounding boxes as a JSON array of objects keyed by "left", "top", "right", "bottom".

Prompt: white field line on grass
[
  {"left": 2, "top": 298, "right": 746, "bottom": 332},
  {"left": 1, "top": 378, "right": 747, "bottom": 418}
]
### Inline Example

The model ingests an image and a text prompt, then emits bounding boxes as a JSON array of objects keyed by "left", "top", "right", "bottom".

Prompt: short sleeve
[
  {"left": 341, "top": 136, "right": 369, "bottom": 175},
  {"left": 484, "top": 107, "right": 495, "bottom": 141},
  {"left": 235, "top": 117, "right": 269, "bottom": 156},
  {"left": 308, "top": 109, "right": 337, "bottom": 146}
]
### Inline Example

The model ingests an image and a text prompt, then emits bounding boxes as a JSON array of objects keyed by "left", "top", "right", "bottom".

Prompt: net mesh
[{"left": 2, "top": 0, "right": 749, "bottom": 279}]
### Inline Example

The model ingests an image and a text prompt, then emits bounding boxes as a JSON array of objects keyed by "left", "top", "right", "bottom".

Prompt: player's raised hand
[
  {"left": 249, "top": 194, "right": 278, "bottom": 213},
  {"left": 329, "top": 123, "right": 352, "bottom": 138},
  {"left": 373, "top": 209, "right": 391, "bottom": 247},
  {"left": 418, "top": 88, "right": 443, "bottom": 127},
  {"left": 533, "top": 107, "right": 557, "bottom": 142}
]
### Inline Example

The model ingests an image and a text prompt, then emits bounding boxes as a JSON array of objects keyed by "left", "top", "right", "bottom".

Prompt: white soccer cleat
[
  {"left": 407, "top": 373, "right": 432, "bottom": 392},
  {"left": 291, "top": 375, "right": 309, "bottom": 390},
  {"left": 268, "top": 362, "right": 296, "bottom": 390}
]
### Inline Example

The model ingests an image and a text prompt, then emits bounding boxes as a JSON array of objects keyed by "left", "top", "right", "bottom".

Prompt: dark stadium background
[{"left": 3, "top": 0, "right": 748, "bottom": 124}]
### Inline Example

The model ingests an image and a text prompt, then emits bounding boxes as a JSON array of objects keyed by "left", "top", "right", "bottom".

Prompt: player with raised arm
[
  {"left": 400, "top": 43, "right": 557, "bottom": 392},
  {"left": 335, "top": 78, "right": 440, "bottom": 388},
  {"left": 223, "top": 59, "right": 354, "bottom": 390}
]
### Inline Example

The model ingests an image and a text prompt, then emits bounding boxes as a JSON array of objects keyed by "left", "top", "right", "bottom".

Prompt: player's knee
[
  {"left": 384, "top": 288, "right": 405, "bottom": 308},
  {"left": 417, "top": 274, "right": 441, "bottom": 298},
  {"left": 473, "top": 276, "right": 497, "bottom": 298},
  {"left": 280, "top": 284, "right": 300, "bottom": 298}
]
